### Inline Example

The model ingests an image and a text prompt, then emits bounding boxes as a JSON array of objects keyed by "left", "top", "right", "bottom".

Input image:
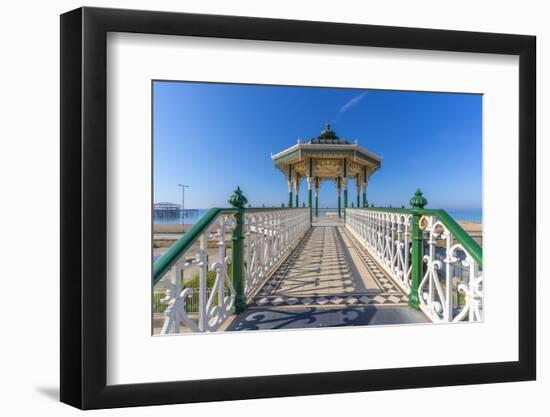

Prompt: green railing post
[
  {"left": 409, "top": 189, "right": 428, "bottom": 309},
  {"left": 229, "top": 187, "right": 247, "bottom": 314}
]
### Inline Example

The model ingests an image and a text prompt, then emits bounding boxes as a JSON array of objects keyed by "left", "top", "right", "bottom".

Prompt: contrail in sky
[
  {"left": 329, "top": 91, "right": 368, "bottom": 126},
  {"left": 338, "top": 92, "right": 368, "bottom": 114}
]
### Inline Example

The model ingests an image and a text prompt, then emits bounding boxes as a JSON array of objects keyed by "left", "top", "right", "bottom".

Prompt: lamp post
[{"left": 178, "top": 184, "right": 190, "bottom": 224}]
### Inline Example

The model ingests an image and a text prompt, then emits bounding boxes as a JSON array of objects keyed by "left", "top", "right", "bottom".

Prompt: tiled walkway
[
  {"left": 226, "top": 223, "right": 430, "bottom": 330},
  {"left": 248, "top": 225, "right": 409, "bottom": 309}
]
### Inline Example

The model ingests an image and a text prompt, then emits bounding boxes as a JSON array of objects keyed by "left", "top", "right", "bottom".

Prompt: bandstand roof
[{"left": 272, "top": 124, "right": 382, "bottom": 180}]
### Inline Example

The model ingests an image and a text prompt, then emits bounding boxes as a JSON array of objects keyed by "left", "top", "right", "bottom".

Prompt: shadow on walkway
[
  {"left": 227, "top": 306, "right": 429, "bottom": 331},
  {"left": 235, "top": 223, "right": 430, "bottom": 330}
]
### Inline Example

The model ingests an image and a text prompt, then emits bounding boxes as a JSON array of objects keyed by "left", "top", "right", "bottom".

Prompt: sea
[
  {"left": 445, "top": 209, "right": 482, "bottom": 223},
  {"left": 153, "top": 209, "right": 210, "bottom": 225},
  {"left": 153, "top": 208, "right": 482, "bottom": 225}
]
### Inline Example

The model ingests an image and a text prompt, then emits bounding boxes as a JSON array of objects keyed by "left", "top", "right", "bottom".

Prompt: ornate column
[
  {"left": 356, "top": 173, "right": 361, "bottom": 208},
  {"left": 314, "top": 176, "right": 319, "bottom": 217},
  {"left": 342, "top": 159, "right": 348, "bottom": 219},
  {"left": 287, "top": 165, "right": 293, "bottom": 208},
  {"left": 307, "top": 177, "right": 314, "bottom": 221},
  {"left": 362, "top": 166, "right": 368, "bottom": 207},
  {"left": 294, "top": 173, "right": 300, "bottom": 208},
  {"left": 307, "top": 159, "right": 313, "bottom": 221},
  {"left": 343, "top": 178, "right": 348, "bottom": 210},
  {"left": 337, "top": 176, "right": 342, "bottom": 218}
]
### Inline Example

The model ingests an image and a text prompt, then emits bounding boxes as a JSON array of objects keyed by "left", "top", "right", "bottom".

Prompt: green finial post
[
  {"left": 409, "top": 189, "right": 428, "bottom": 309},
  {"left": 229, "top": 187, "right": 248, "bottom": 313},
  {"left": 410, "top": 188, "right": 428, "bottom": 210},
  {"left": 228, "top": 186, "right": 248, "bottom": 209}
]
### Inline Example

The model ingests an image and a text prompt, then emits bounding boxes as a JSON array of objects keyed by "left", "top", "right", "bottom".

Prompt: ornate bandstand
[{"left": 272, "top": 124, "right": 383, "bottom": 218}]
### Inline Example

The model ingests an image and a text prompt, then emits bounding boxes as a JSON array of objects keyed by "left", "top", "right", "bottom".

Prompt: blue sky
[{"left": 153, "top": 81, "right": 482, "bottom": 210}]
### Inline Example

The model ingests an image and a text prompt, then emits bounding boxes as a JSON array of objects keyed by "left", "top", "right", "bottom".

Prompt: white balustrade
[
  {"left": 154, "top": 208, "right": 311, "bottom": 334},
  {"left": 345, "top": 209, "right": 412, "bottom": 293},
  {"left": 154, "top": 213, "right": 237, "bottom": 334},
  {"left": 244, "top": 209, "right": 310, "bottom": 299},
  {"left": 418, "top": 215, "right": 483, "bottom": 323},
  {"left": 345, "top": 208, "right": 483, "bottom": 323}
]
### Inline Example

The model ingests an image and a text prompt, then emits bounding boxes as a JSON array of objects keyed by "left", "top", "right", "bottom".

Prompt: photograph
[
  {"left": 0, "top": 0, "right": 542, "bottom": 413},
  {"left": 151, "top": 81, "right": 483, "bottom": 334}
]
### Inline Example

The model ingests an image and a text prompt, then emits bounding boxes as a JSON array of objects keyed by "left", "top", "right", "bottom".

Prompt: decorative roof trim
[
  {"left": 272, "top": 149, "right": 300, "bottom": 164},
  {"left": 301, "top": 149, "right": 381, "bottom": 167},
  {"left": 272, "top": 143, "right": 382, "bottom": 165},
  {"left": 271, "top": 143, "right": 300, "bottom": 160}
]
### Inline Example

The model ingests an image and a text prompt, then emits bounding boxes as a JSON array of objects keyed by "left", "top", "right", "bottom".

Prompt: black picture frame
[{"left": 60, "top": 6, "right": 536, "bottom": 410}]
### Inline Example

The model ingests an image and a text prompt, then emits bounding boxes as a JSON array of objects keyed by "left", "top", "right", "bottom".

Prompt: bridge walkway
[{"left": 226, "top": 217, "right": 429, "bottom": 331}]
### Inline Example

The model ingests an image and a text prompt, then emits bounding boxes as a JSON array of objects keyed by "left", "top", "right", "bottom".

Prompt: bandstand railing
[
  {"left": 345, "top": 190, "right": 483, "bottom": 323},
  {"left": 152, "top": 187, "right": 311, "bottom": 334}
]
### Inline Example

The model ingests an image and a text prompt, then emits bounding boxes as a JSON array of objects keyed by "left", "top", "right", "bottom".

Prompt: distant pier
[{"left": 153, "top": 202, "right": 198, "bottom": 220}]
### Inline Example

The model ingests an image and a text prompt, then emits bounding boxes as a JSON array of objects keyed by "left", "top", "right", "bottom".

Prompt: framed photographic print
[{"left": 60, "top": 6, "right": 536, "bottom": 409}]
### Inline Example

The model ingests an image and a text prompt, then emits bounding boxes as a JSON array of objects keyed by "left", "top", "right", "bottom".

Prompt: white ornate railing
[
  {"left": 153, "top": 287, "right": 231, "bottom": 314},
  {"left": 154, "top": 212, "right": 237, "bottom": 334},
  {"left": 153, "top": 204, "right": 311, "bottom": 334},
  {"left": 345, "top": 208, "right": 483, "bottom": 323},
  {"left": 244, "top": 209, "right": 310, "bottom": 299},
  {"left": 346, "top": 209, "right": 412, "bottom": 293},
  {"left": 418, "top": 214, "right": 483, "bottom": 322}
]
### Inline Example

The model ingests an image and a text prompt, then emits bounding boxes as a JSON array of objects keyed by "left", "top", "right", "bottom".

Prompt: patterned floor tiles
[{"left": 250, "top": 225, "right": 409, "bottom": 309}]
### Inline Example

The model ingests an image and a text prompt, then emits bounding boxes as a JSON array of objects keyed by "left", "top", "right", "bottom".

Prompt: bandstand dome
[{"left": 271, "top": 124, "right": 382, "bottom": 217}]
